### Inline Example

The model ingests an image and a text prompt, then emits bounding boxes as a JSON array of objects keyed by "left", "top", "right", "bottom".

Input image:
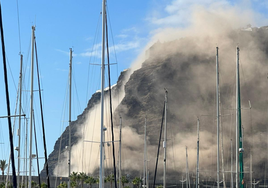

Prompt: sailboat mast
[
  {"left": 216, "top": 46, "right": 220, "bottom": 188},
  {"left": 68, "top": 48, "right": 72, "bottom": 188},
  {"left": 186, "top": 146, "right": 190, "bottom": 188},
  {"left": 28, "top": 26, "right": 35, "bottom": 188},
  {"left": 231, "top": 139, "right": 233, "bottom": 188},
  {"left": 34, "top": 41, "right": 50, "bottom": 188},
  {"left": 196, "top": 118, "right": 200, "bottom": 188},
  {"left": 18, "top": 54, "right": 23, "bottom": 188},
  {"left": 143, "top": 117, "right": 147, "bottom": 188},
  {"left": 25, "top": 119, "right": 28, "bottom": 188},
  {"left": 119, "top": 116, "right": 122, "bottom": 188},
  {"left": 99, "top": 0, "right": 106, "bottom": 187},
  {"left": 250, "top": 154, "right": 252, "bottom": 188},
  {"left": 163, "top": 89, "right": 168, "bottom": 188},
  {"left": 0, "top": 3, "right": 17, "bottom": 187},
  {"left": 236, "top": 46, "right": 244, "bottom": 188}
]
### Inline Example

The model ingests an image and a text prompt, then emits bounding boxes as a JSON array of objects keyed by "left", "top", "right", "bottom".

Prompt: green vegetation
[
  {"left": 0, "top": 160, "right": 7, "bottom": 180},
  {"left": 132, "top": 177, "right": 142, "bottom": 188}
]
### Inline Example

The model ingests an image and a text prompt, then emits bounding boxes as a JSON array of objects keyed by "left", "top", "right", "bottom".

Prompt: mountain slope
[{"left": 43, "top": 26, "right": 268, "bottom": 181}]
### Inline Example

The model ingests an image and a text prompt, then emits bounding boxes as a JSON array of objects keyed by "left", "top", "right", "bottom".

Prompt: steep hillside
[
  {"left": 40, "top": 70, "right": 128, "bottom": 176},
  {"left": 43, "top": 26, "right": 268, "bottom": 182}
]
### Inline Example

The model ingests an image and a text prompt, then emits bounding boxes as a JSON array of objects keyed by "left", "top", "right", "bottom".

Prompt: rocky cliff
[{"left": 43, "top": 26, "right": 268, "bottom": 181}]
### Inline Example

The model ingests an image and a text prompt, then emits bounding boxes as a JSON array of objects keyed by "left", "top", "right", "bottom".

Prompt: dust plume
[{"left": 54, "top": 1, "right": 268, "bottom": 182}]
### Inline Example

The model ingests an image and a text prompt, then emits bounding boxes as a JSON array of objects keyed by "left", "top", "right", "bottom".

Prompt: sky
[{"left": 0, "top": 0, "right": 268, "bottom": 177}]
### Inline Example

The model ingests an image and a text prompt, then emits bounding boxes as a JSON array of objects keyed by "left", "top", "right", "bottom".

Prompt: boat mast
[
  {"left": 143, "top": 117, "right": 147, "bottom": 188},
  {"left": 28, "top": 26, "right": 35, "bottom": 188},
  {"left": 24, "top": 119, "right": 28, "bottom": 188},
  {"left": 250, "top": 154, "right": 252, "bottom": 188},
  {"left": 196, "top": 118, "right": 200, "bottom": 188},
  {"left": 163, "top": 89, "right": 168, "bottom": 188},
  {"left": 119, "top": 116, "right": 122, "bottom": 188},
  {"left": 231, "top": 139, "right": 233, "bottom": 188},
  {"left": 186, "top": 146, "right": 190, "bottom": 188},
  {"left": 0, "top": 3, "right": 17, "bottom": 187},
  {"left": 216, "top": 46, "right": 220, "bottom": 188},
  {"left": 100, "top": 0, "right": 106, "bottom": 187},
  {"left": 236, "top": 46, "right": 244, "bottom": 188},
  {"left": 18, "top": 54, "right": 23, "bottom": 188},
  {"left": 146, "top": 121, "right": 149, "bottom": 188},
  {"left": 34, "top": 40, "right": 50, "bottom": 188},
  {"left": 68, "top": 48, "right": 72, "bottom": 188}
]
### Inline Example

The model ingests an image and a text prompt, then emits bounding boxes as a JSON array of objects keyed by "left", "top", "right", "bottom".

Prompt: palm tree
[
  {"left": 105, "top": 173, "right": 114, "bottom": 188},
  {"left": 41, "top": 182, "right": 47, "bottom": 188},
  {"left": 0, "top": 160, "right": 7, "bottom": 180},
  {"left": 78, "top": 172, "right": 87, "bottom": 188},
  {"left": 57, "top": 182, "right": 67, "bottom": 188},
  {"left": 96, "top": 177, "right": 99, "bottom": 184},
  {"left": 70, "top": 181, "right": 76, "bottom": 188},
  {"left": 70, "top": 172, "right": 78, "bottom": 187},
  {"left": 132, "top": 177, "right": 142, "bottom": 188},
  {"left": 0, "top": 182, "right": 5, "bottom": 188},
  {"left": 121, "top": 176, "right": 129, "bottom": 187},
  {"left": 31, "top": 181, "right": 37, "bottom": 188},
  {"left": 85, "top": 176, "right": 96, "bottom": 188}
]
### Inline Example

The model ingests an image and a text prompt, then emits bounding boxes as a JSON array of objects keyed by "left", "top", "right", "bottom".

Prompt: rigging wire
[
  {"left": 106, "top": 6, "right": 119, "bottom": 85},
  {"left": 7, "top": 58, "right": 18, "bottom": 99},
  {"left": 85, "top": 12, "right": 102, "bottom": 104},
  {"left": 105, "top": 12, "right": 117, "bottom": 188},
  {"left": 35, "top": 40, "right": 50, "bottom": 187},
  {"left": 23, "top": 36, "right": 32, "bottom": 114},
  {"left": 55, "top": 75, "right": 69, "bottom": 187},
  {"left": 72, "top": 68, "right": 82, "bottom": 114},
  {"left": 153, "top": 102, "right": 165, "bottom": 188},
  {"left": 16, "top": 0, "right": 21, "bottom": 53},
  {"left": 33, "top": 110, "right": 41, "bottom": 188},
  {"left": 0, "top": 2, "right": 17, "bottom": 186},
  {"left": 5, "top": 73, "right": 20, "bottom": 181},
  {"left": 83, "top": 10, "right": 102, "bottom": 172}
]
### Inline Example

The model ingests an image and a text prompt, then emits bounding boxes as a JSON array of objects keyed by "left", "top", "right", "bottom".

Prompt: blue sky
[{"left": 0, "top": 0, "right": 267, "bottom": 176}]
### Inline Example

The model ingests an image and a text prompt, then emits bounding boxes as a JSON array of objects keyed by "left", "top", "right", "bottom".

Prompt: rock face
[
  {"left": 43, "top": 26, "right": 268, "bottom": 180},
  {"left": 40, "top": 70, "right": 128, "bottom": 177}
]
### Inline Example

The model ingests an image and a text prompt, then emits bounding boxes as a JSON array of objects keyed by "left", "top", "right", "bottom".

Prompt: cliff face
[
  {"left": 40, "top": 70, "right": 128, "bottom": 177},
  {"left": 112, "top": 26, "right": 268, "bottom": 179},
  {"left": 44, "top": 26, "right": 268, "bottom": 180}
]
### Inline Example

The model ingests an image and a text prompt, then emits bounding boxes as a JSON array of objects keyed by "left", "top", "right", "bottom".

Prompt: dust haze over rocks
[{"left": 44, "top": 3, "right": 268, "bottom": 183}]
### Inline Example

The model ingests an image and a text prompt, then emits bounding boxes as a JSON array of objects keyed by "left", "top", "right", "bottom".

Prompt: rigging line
[
  {"left": 5, "top": 74, "right": 20, "bottom": 178},
  {"left": 34, "top": 40, "right": 50, "bottom": 188},
  {"left": 16, "top": 0, "right": 21, "bottom": 53},
  {"left": 105, "top": 14, "right": 117, "bottom": 188},
  {"left": 170, "top": 124, "right": 176, "bottom": 172},
  {"left": 55, "top": 75, "right": 69, "bottom": 187},
  {"left": 7, "top": 57, "right": 18, "bottom": 94},
  {"left": 81, "top": 113, "right": 85, "bottom": 172},
  {"left": 88, "top": 104, "right": 98, "bottom": 171},
  {"left": 86, "top": 12, "right": 102, "bottom": 104},
  {"left": 106, "top": 6, "right": 119, "bottom": 85},
  {"left": 33, "top": 110, "right": 41, "bottom": 188},
  {"left": 0, "top": 2, "right": 17, "bottom": 187},
  {"left": 23, "top": 36, "right": 32, "bottom": 113},
  {"left": 153, "top": 102, "right": 165, "bottom": 188},
  {"left": 72, "top": 69, "right": 82, "bottom": 113}
]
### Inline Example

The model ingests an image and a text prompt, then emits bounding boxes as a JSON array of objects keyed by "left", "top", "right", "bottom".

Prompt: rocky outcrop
[
  {"left": 43, "top": 26, "right": 268, "bottom": 180},
  {"left": 40, "top": 69, "right": 129, "bottom": 176}
]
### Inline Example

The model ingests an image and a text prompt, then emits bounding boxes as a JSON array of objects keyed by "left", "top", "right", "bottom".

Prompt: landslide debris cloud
[{"left": 48, "top": 5, "right": 268, "bottom": 182}]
